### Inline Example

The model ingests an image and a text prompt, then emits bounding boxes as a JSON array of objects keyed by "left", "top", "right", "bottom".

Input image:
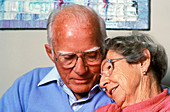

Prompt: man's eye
[
  {"left": 85, "top": 51, "right": 98, "bottom": 58},
  {"left": 62, "top": 54, "right": 76, "bottom": 60}
]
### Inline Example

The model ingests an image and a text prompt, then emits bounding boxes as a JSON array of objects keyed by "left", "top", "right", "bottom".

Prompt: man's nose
[{"left": 73, "top": 56, "right": 87, "bottom": 75}]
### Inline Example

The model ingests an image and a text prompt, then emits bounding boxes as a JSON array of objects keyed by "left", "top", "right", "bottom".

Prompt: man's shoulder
[
  {"left": 20, "top": 66, "right": 53, "bottom": 79},
  {"left": 14, "top": 67, "right": 54, "bottom": 88},
  {"left": 27, "top": 66, "right": 54, "bottom": 74},
  {"left": 0, "top": 67, "right": 55, "bottom": 111}
]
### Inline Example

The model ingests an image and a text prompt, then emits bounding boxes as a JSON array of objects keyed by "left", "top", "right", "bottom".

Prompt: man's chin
[
  {"left": 72, "top": 86, "right": 91, "bottom": 93},
  {"left": 69, "top": 83, "right": 97, "bottom": 99},
  {"left": 71, "top": 85, "right": 92, "bottom": 93}
]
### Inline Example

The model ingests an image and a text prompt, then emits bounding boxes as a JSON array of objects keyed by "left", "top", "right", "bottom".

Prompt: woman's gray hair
[
  {"left": 46, "top": 4, "right": 107, "bottom": 55},
  {"left": 106, "top": 32, "right": 168, "bottom": 84}
]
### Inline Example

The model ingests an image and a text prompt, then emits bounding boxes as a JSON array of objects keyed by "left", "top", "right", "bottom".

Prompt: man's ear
[
  {"left": 44, "top": 44, "right": 55, "bottom": 63},
  {"left": 140, "top": 49, "right": 151, "bottom": 75}
]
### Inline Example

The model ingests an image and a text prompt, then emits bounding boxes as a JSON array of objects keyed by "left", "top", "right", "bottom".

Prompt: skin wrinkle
[{"left": 109, "top": 66, "right": 136, "bottom": 107}]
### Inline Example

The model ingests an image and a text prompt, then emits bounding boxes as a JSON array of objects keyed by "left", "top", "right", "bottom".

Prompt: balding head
[
  {"left": 47, "top": 4, "right": 106, "bottom": 53},
  {"left": 53, "top": 4, "right": 100, "bottom": 29}
]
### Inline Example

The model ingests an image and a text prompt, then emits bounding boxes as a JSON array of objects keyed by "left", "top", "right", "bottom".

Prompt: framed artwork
[{"left": 0, "top": 0, "right": 150, "bottom": 30}]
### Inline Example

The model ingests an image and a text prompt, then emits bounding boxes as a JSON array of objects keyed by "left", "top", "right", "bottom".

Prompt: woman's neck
[{"left": 121, "top": 74, "right": 161, "bottom": 108}]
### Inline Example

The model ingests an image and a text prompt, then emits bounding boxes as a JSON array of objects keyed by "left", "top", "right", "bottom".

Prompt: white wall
[
  {"left": 0, "top": 0, "right": 170, "bottom": 97},
  {"left": 0, "top": 31, "right": 54, "bottom": 97}
]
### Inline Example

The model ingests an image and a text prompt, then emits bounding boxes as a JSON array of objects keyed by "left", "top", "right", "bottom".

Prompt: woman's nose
[{"left": 99, "top": 75, "right": 110, "bottom": 89}]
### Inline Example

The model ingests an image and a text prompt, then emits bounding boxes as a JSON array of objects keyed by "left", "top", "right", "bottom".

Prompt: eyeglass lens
[
  {"left": 101, "top": 60, "right": 113, "bottom": 77},
  {"left": 57, "top": 50, "right": 102, "bottom": 68},
  {"left": 101, "top": 58, "right": 126, "bottom": 77}
]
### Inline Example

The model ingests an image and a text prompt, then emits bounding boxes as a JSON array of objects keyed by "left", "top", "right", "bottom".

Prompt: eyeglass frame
[
  {"left": 53, "top": 47, "right": 103, "bottom": 68},
  {"left": 101, "top": 57, "right": 127, "bottom": 77}
]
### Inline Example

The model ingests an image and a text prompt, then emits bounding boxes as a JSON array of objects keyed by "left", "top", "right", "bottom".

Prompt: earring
[{"left": 143, "top": 71, "right": 147, "bottom": 75}]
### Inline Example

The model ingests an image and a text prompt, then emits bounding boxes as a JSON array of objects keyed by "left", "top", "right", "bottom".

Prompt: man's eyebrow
[
  {"left": 57, "top": 51, "right": 73, "bottom": 54},
  {"left": 85, "top": 47, "right": 100, "bottom": 52},
  {"left": 57, "top": 46, "right": 100, "bottom": 54}
]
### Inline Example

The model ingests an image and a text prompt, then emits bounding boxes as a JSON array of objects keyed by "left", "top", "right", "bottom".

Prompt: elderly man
[{"left": 0, "top": 4, "right": 113, "bottom": 112}]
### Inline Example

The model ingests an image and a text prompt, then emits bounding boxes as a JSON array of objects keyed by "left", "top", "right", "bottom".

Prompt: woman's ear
[
  {"left": 140, "top": 49, "right": 151, "bottom": 75},
  {"left": 44, "top": 44, "right": 55, "bottom": 63}
]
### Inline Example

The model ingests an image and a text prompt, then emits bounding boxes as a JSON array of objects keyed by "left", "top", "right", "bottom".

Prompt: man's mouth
[
  {"left": 72, "top": 78, "right": 92, "bottom": 84},
  {"left": 74, "top": 79, "right": 89, "bottom": 83}
]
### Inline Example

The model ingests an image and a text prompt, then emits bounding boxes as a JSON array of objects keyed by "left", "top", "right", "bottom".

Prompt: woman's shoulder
[
  {"left": 95, "top": 103, "right": 121, "bottom": 112},
  {"left": 153, "top": 94, "right": 170, "bottom": 112}
]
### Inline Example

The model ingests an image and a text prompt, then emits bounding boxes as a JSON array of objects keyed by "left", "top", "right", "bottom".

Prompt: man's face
[{"left": 52, "top": 22, "right": 102, "bottom": 99}]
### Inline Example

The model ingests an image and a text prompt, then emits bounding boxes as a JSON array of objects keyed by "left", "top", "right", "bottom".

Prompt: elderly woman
[{"left": 96, "top": 33, "right": 170, "bottom": 112}]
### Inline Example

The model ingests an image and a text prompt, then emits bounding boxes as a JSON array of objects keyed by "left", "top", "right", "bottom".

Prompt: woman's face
[{"left": 100, "top": 50, "right": 142, "bottom": 107}]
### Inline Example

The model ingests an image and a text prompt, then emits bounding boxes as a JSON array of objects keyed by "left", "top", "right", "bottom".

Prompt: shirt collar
[
  {"left": 38, "top": 67, "right": 60, "bottom": 86},
  {"left": 37, "top": 66, "right": 101, "bottom": 101}
]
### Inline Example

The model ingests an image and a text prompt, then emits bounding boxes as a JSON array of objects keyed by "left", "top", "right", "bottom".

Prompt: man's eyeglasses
[
  {"left": 55, "top": 47, "right": 102, "bottom": 68},
  {"left": 101, "top": 57, "right": 126, "bottom": 77}
]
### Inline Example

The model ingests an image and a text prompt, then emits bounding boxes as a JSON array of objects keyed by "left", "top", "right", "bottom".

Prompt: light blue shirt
[{"left": 38, "top": 67, "right": 100, "bottom": 111}]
